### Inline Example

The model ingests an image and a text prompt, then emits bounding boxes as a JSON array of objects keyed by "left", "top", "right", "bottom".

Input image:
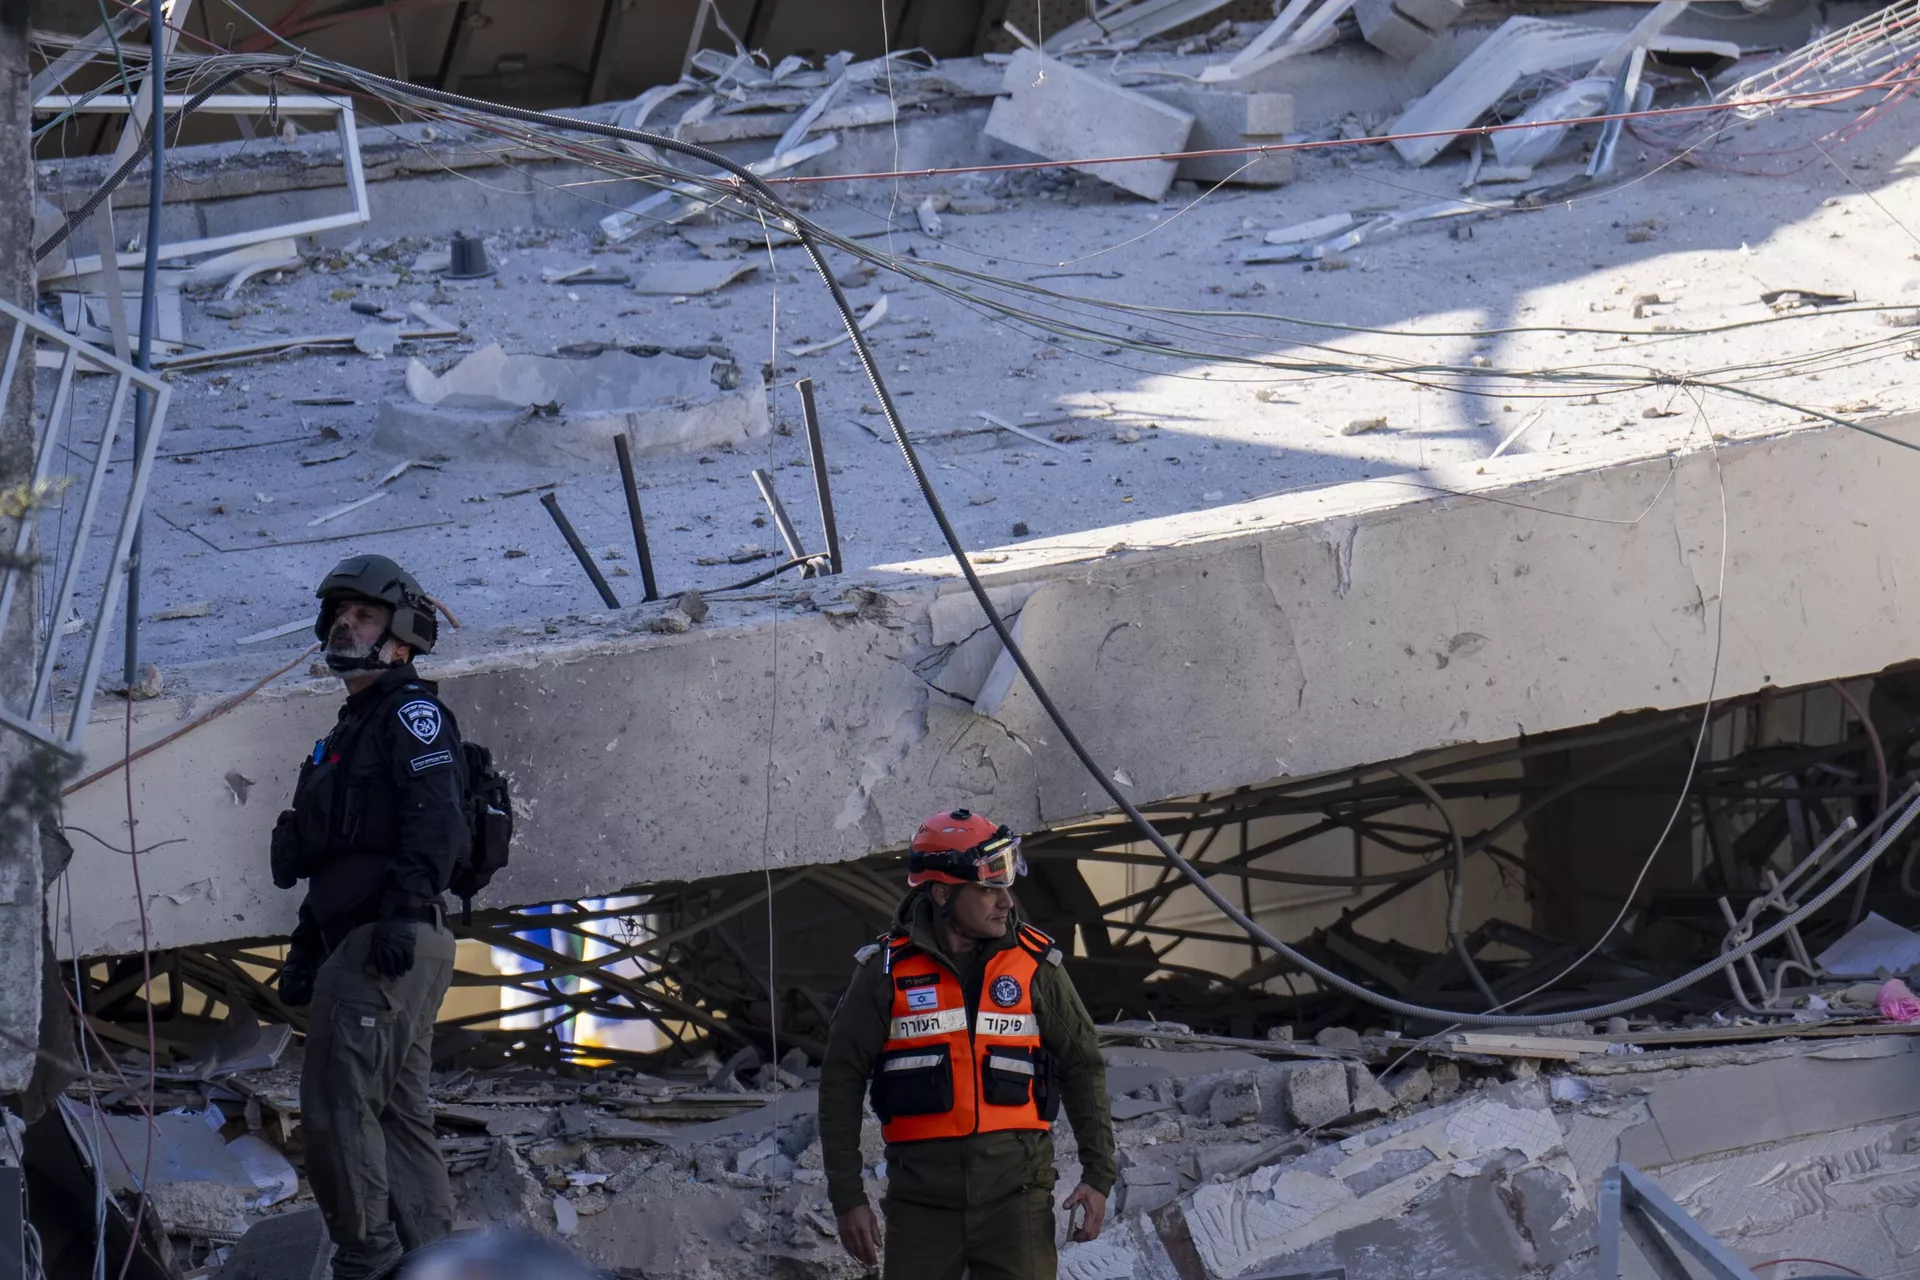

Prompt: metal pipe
[
  {"left": 751, "top": 467, "right": 809, "bottom": 570},
  {"left": 796, "top": 378, "right": 842, "bottom": 574},
  {"left": 539, "top": 491, "right": 620, "bottom": 609},
  {"left": 1831, "top": 677, "right": 1889, "bottom": 928},
  {"left": 125, "top": 0, "right": 166, "bottom": 688},
  {"left": 612, "top": 434, "right": 659, "bottom": 601}
]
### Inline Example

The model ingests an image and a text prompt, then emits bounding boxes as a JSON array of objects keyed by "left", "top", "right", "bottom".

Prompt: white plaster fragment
[
  {"left": 1443, "top": 1099, "right": 1564, "bottom": 1161},
  {"left": 1058, "top": 1237, "right": 1138, "bottom": 1280}
]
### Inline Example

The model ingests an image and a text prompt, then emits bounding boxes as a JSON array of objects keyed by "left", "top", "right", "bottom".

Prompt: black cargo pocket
[
  {"left": 1034, "top": 1051, "right": 1061, "bottom": 1121},
  {"left": 870, "top": 1044, "right": 953, "bottom": 1121},
  {"left": 981, "top": 1045, "right": 1037, "bottom": 1108}
]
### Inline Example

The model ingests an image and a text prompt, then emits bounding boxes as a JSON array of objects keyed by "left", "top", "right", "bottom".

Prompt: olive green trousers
[
  {"left": 300, "top": 920, "right": 456, "bottom": 1280},
  {"left": 882, "top": 1187, "right": 1058, "bottom": 1280}
]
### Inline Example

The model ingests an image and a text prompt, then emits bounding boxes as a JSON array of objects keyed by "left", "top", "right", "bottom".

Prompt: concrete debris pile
[
  {"left": 32, "top": 997, "right": 1920, "bottom": 1280},
  {"left": 571, "top": 1, "right": 1774, "bottom": 261},
  {"left": 380, "top": 341, "right": 768, "bottom": 465},
  {"left": 1070, "top": 1028, "right": 1920, "bottom": 1280}
]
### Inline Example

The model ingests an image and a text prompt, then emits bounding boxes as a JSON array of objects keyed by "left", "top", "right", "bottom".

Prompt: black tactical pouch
[
  {"left": 870, "top": 1044, "right": 953, "bottom": 1121},
  {"left": 981, "top": 1045, "right": 1040, "bottom": 1108},
  {"left": 1034, "top": 1051, "right": 1061, "bottom": 1122},
  {"left": 270, "top": 810, "right": 303, "bottom": 889}
]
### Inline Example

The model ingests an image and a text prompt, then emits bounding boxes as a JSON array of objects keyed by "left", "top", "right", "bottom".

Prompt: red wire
[{"left": 78, "top": 0, "right": 1920, "bottom": 189}]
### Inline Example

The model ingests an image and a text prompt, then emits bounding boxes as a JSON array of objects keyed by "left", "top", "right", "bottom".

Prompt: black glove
[
  {"left": 270, "top": 810, "right": 302, "bottom": 890},
  {"left": 369, "top": 918, "right": 416, "bottom": 979},
  {"left": 278, "top": 943, "right": 318, "bottom": 1008}
]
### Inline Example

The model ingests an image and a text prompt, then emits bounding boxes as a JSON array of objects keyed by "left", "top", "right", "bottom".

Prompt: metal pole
[
  {"left": 796, "top": 378, "right": 842, "bottom": 575},
  {"left": 124, "top": 0, "right": 165, "bottom": 688},
  {"left": 751, "top": 468, "right": 809, "bottom": 571},
  {"left": 539, "top": 492, "right": 621, "bottom": 609},
  {"left": 612, "top": 434, "right": 659, "bottom": 602}
]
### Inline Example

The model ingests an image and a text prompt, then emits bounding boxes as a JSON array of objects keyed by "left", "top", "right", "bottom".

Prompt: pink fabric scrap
[{"left": 1878, "top": 978, "right": 1920, "bottom": 1023}]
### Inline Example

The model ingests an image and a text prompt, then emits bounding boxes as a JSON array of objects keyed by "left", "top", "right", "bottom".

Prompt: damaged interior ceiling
[{"left": 18, "top": 0, "right": 1920, "bottom": 1277}]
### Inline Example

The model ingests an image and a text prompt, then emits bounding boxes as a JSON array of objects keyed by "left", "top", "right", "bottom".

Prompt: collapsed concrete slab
[
  {"left": 1560, "top": 1037, "right": 1920, "bottom": 1276},
  {"left": 57, "top": 414, "right": 1920, "bottom": 954},
  {"left": 1177, "top": 1080, "right": 1586, "bottom": 1279},
  {"left": 984, "top": 50, "right": 1195, "bottom": 200},
  {"left": 1140, "top": 87, "right": 1295, "bottom": 186},
  {"left": 376, "top": 343, "right": 768, "bottom": 464},
  {"left": 1356, "top": 0, "right": 1467, "bottom": 62}
]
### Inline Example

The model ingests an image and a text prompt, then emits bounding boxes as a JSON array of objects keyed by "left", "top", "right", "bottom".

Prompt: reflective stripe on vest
[{"left": 876, "top": 934, "right": 1050, "bottom": 1143}]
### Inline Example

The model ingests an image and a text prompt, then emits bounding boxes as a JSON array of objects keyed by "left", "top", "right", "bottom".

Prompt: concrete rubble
[
  {"left": 22, "top": 2, "right": 1920, "bottom": 1276},
  {"left": 61, "top": 1021, "right": 1920, "bottom": 1280},
  {"left": 382, "top": 342, "right": 768, "bottom": 464}
]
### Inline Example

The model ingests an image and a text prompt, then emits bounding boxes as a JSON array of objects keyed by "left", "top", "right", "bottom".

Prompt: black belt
[{"left": 338, "top": 899, "right": 442, "bottom": 935}]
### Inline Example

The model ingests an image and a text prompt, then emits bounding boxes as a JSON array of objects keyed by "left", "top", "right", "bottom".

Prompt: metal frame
[
  {"left": 34, "top": 94, "right": 369, "bottom": 281},
  {"left": 1598, "top": 1163, "right": 1757, "bottom": 1280},
  {"left": 0, "top": 299, "right": 172, "bottom": 754}
]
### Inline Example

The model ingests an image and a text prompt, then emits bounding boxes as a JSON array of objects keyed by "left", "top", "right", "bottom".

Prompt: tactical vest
[
  {"left": 292, "top": 680, "right": 443, "bottom": 865},
  {"left": 869, "top": 923, "right": 1061, "bottom": 1143}
]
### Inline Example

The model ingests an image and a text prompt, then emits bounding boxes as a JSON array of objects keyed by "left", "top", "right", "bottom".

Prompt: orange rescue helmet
[{"left": 907, "top": 809, "right": 1024, "bottom": 887}]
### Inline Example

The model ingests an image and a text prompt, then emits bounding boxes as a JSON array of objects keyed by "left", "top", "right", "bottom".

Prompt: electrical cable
[
  {"left": 33, "top": 63, "right": 256, "bottom": 262},
  {"left": 61, "top": 643, "right": 319, "bottom": 796},
  {"left": 1391, "top": 765, "right": 1498, "bottom": 1010},
  {"left": 253, "top": 66, "right": 1920, "bottom": 1027},
  {"left": 61, "top": 23, "right": 1920, "bottom": 1027}
]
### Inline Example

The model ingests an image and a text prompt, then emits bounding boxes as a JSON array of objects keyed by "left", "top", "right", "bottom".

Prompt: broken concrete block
[
  {"left": 1314, "top": 1026, "right": 1361, "bottom": 1050},
  {"left": 1356, "top": 0, "right": 1464, "bottom": 60},
  {"left": 985, "top": 49, "right": 1195, "bottom": 201},
  {"left": 1429, "top": 1060, "right": 1462, "bottom": 1101},
  {"left": 1384, "top": 1065, "right": 1433, "bottom": 1107},
  {"left": 1285, "top": 1061, "right": 1351, "bottom": 1128},
  {"left": 1058, "top": 1236, "right": 1139, "bottom": 1280},
  {"left": 1120, "top": 1157, "right": 1181, "bottom": 1216},
  {"left": 1346, "top": 1064, "right": 1397, "bottom": 1116},
  {"left": 456, "top": 1142, "right": 549, "bottom": 1231},
  {"left": 1192, "top": 1142, "right": 1264, "bottom": 1184},
  {"left": 629, "top": 260, "right": 758, "bottom": 297},
  {"left": 1182, "top": 1081, "right": 1581, "bottom": 1279},
  {"left": 378, "top": 344, "right": 768, "bottom": 465},
  {"left": 1208, "top": 1078, "right": 1262, "bottom": 1125},
  {"left": 1141, "top": 87, "right": 1295, "bottom": 186}
]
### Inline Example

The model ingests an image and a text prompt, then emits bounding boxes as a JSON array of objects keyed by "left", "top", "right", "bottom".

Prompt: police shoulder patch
[
  {"left": 990, "top": 974, "right": 1023, "bottom": 1008},
  {"left": 398, "top": 699, "right": 442, "bottom": 745}
]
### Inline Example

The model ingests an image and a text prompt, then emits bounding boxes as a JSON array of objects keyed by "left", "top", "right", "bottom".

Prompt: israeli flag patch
[
  {"left": 398, "top": 699, "right": 441, "bottom": 744},
  {"left": 906, "top": 987, "right": 939, "bottom": 1012}
]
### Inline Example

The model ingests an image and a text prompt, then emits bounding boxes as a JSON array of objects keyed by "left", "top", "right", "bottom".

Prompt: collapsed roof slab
[{"left": 58, "top": 412, "right": 1920, "bottom": 956}]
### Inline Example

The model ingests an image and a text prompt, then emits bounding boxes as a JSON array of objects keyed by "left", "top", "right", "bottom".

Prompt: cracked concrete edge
[{"left": 56, "top": 415, "right": 1920, "bottom": 954}]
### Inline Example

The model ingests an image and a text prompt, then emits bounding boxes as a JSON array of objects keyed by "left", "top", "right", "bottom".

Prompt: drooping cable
[
  {"left": 63, "top": 17, "right": 1919, "bottom": 1024},
  {"left": 268, "top": 66, "right": 1920, "bottom": 1027}
]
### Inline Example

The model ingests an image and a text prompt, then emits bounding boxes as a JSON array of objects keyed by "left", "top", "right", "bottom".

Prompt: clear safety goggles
[{"left": 973, "top": 833, "right": 1026, "bottom": 888}]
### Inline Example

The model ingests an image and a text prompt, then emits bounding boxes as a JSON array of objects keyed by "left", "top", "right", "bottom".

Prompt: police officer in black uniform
[{"left": 271, "top": 554, "right": 466, "bottom": 1280}]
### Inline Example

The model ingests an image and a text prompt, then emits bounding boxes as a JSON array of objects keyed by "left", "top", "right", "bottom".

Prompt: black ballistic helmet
[{"left": 314, "top": 553, "right": 438, "bottom": 654}]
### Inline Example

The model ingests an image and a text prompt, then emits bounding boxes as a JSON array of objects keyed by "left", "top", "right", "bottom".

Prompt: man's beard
[{"left": 324, "top": 637, "right": 388, "bottom": 674}]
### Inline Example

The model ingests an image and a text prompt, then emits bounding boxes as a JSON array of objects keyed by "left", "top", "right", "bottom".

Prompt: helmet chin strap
[{"left": 324, "top": 629, "right": 406, "bottom": 674}]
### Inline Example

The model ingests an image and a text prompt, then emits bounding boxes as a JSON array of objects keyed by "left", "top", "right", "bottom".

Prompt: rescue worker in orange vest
[{"left": 818, "top": 809, "right": 1116, "bottom": 1279}]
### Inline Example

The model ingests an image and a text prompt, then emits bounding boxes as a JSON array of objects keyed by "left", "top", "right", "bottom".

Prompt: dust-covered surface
[
  {"left": 94, "top": 1029, "right": 1920, "bottom": 1280},
  {"left": 36, "top": 83, "right": 1920, "bottom": 701}
]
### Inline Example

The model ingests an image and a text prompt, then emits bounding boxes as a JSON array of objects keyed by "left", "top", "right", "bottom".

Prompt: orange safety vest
[{"left": 868, "top": 923, "right": 1060, "bottom": 1143}]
